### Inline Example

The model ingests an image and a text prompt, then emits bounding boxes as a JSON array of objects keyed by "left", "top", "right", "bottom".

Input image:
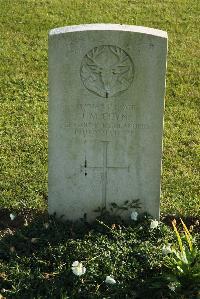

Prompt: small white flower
[
  {"left": 31, "top": 238, "right": 40, "bottom": 244},
  {"left": 168, "top": 282, "right": 176, "bottom": 291},
  {"left": 9, "top": 213, "right": 16, "bottom": 221},
  {"left": 43, "top": 223, "right": 49, "bottom": 229},
  {"left": 131, "top": 211, "right": 138, "bottom": 221},
  {"left": 105, "top": 276, "right": 116, "bottom": 284},
  {"left": 71, "top": 261, "right": 86, "bottom": 276},
  {"left": 150, "top": 219, "right": 159, "bottom": 229},
  {"left": 10, "top": 246, "right": 15, "bottom": 253},
  {"left": 162, "top": 244, "right": 172, "bottom": 255},
  {"left": 24, "top": 219, "right": 28, "bottom": 226}
]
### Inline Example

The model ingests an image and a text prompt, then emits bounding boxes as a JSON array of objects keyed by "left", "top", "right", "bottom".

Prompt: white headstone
[{"left": 48, "top": 24, "right": 168, "bottom": 221}]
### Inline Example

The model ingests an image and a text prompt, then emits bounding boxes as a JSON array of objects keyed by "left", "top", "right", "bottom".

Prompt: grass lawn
[
  {"left": 0, "top": 0, "right": 199, "bottom": 216},
  {"left": 0, "top": 0, "right": 199, "bottom": 298}
]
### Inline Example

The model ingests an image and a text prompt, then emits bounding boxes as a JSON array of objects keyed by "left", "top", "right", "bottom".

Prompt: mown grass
[
  {"left": 0, "top": 2, "right": 199, "bottom": 297},
  {"left": 0, "top": 0, "right": 199, "bottom": 216}
]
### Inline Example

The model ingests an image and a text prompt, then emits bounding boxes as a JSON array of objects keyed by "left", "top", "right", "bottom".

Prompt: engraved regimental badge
[{"left": 80, "top": 45, "right": 134, "bottom": 98}]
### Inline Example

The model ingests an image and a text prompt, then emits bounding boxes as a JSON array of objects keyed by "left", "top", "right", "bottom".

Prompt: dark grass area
[
  {"left": 0, "top": 209, "right": 199, "bottom": 298},
  {"left": 0, "top": 208, "right": 200, "bottom": 238}
]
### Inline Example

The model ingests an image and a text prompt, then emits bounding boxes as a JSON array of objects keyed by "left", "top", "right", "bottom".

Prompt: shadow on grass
[
  {"left": 0, "top": 209, "right": 96, "bottom": 298},
  {"left": 0, "top": 208, "right": 199, "bottom": 299},
  {"left": 1, "top": 207, "right": 199, "bottom": 239},
  {"left": 0, "top": 208, "right": 95, "bottom": 258}
]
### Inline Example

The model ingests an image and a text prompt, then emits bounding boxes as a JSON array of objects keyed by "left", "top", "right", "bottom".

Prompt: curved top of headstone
[{"left": 49, "top": 23, "right": 167, "bottom": 38}]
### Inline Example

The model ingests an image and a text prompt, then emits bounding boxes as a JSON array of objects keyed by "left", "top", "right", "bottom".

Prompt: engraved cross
[{"left": 81, "top": 141, "right": 130, "bottom": 208}]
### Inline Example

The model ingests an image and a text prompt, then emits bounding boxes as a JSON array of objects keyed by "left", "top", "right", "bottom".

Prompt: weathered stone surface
[{"left": 48, "top": 24, "right": 168, "bottom": 221}]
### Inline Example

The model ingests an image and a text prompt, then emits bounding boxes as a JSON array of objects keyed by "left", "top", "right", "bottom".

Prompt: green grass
[
  {"left": 0, "top": 2, "right": 199, "bottom": 297},
  {"left": 0, "top": 0, "right": 199, "bottom": 216},
  {"left": 0, "top": 213, "right": 199, "bottom": 298}
]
